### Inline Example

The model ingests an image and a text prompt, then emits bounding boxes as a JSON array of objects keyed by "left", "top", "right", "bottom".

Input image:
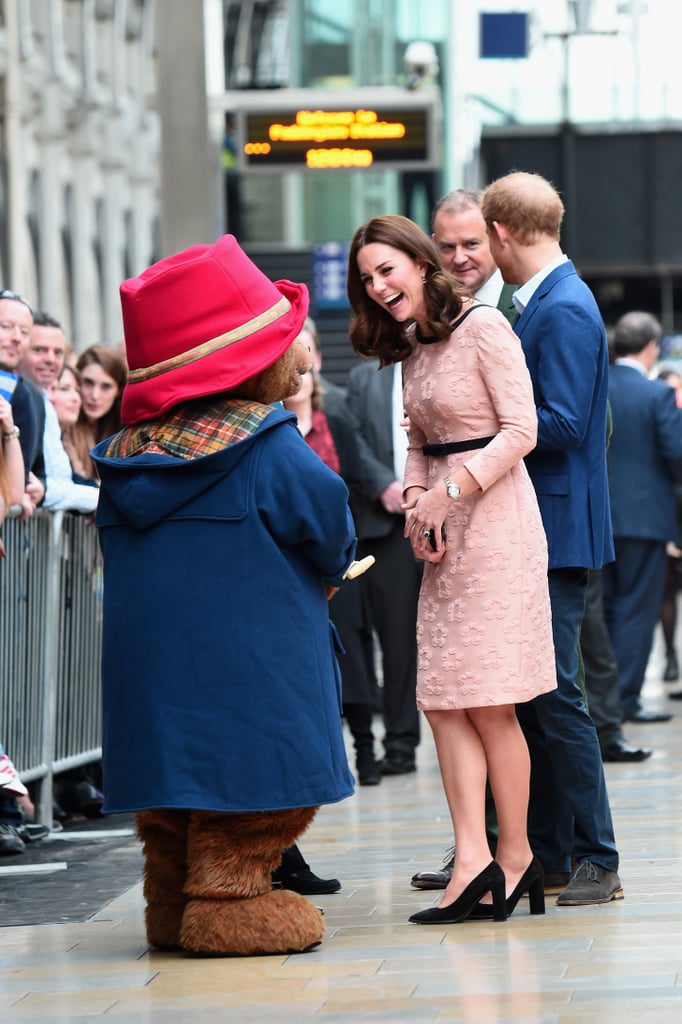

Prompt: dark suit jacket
[
  {"left": 607, "top": 364, "right": 682, "bottom": 543},
  {"left": 345, "top": 360, "right": 401, "bottom": 541},
  {"left": 319, "top": 374, "right": 346, "bottom": 410},
  {"left": 10, "top": 377, "right": 45, "bottom": 486},
  {"left": 516, "top": 260, "right": 614, "bottom": 570}
]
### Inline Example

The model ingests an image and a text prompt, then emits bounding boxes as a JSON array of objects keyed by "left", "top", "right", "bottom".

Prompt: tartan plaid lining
[{"left": 105, "top": 398, "right": 271, "bottom": 460}]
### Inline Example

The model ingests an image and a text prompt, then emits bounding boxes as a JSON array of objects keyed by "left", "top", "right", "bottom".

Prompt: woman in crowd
[
  {"left": 347, "top": 214, "right": 556, "bottom": 924},
  {"left": 48, "top": 364, "right": 97, "bottom": 486},
  {"left": 70, "top": 345, "right": 127, "bottom": 480}
]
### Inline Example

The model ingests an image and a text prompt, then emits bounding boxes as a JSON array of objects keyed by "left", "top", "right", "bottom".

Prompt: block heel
[
  {"left": 468, "top": 856, "right": 545, "bottom": 920},
  {"left": 526, "top": 867, "right": 546, "bottom": 915}
]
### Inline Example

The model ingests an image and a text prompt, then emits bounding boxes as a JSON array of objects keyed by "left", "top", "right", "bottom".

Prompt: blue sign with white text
[
  {"left": 312, "top": 243, "right": 351, "bottom": 310},
  {"left": 480, "top": 12, "right": 529, "bottom": 59}
]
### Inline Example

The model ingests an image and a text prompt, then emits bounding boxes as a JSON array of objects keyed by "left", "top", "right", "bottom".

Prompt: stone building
[{"left": 0, "top": 0, "right": 159, "bottom": 351}]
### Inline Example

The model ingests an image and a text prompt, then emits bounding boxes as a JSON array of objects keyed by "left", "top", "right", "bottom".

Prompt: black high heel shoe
[
  {"left": 409, "top": 861, "right": 506, "bottom": 924},
  {"left": 467, "top": 856, "right": 545, "bottom": 920}
]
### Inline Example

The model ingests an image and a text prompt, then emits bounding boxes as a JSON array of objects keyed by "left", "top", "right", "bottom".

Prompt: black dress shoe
[
  {"left": 358, "top": 765, "right": 381, "bottom": 785},
  {"left": 623, "top": 709, "right": 672, "bottom": 723},
  {"left": 601, "top": 738, "right": 652, "bottom": 762},
  {"left": 272, "top": 843, "right": 341, "bottom": 895},
  {"left": 409, "top": 861, "right": 506, "bottom": 924},
  {"left": 356, "top": 748, "right": 381, "bottom": 786},
  {"left": 411, "top": 847, "right": 455, "bottom": 889},
  {"left": 410, "top": 834, "right": 498, "bottom": 890},
  {"left": 664, "top": 652, "right": 679, "bottom": 681},
  {"left": 379, "top": 757, "right": 416, "bottom": 776},
  {"left": 272, "top": 867, "right": 341, "bottom": 895}
]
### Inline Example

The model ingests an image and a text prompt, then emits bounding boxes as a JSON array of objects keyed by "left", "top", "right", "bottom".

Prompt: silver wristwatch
[{"left": 444, "top": 476, "right": 461, "bottom": 500}]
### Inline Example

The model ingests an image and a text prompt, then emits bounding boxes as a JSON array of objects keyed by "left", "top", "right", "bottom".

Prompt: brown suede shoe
[{"left": 556, "top": 862, "right": 624, "bottom": 906}]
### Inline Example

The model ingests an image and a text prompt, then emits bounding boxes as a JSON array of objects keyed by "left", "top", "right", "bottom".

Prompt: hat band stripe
[{"left": 127, "top": 296, "right": 292, "bottom": 384}]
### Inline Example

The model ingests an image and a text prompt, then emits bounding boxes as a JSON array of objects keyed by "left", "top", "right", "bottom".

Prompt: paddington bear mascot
[{"left": 92, "top": 236, "right": 357, "bottom": 956}]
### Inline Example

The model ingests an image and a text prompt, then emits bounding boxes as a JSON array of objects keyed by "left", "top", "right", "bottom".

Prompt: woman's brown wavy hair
[
  {"left": 76, "top": 344, "right": 128, "bottom": 441},
  {"left": 347, "top": 214, "right": 468, "bottom": 366}
]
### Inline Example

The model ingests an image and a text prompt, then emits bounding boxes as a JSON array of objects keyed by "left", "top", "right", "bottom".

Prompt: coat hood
[{"left": 92, "top": 406, "right": 294, "bottom": 531}]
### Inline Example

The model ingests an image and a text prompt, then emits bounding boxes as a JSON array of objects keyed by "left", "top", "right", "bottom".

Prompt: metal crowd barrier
[{"left": 0, "top": 509, "right": 102, "bottom": 826}]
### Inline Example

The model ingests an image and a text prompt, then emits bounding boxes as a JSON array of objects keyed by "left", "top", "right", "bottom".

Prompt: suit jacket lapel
[{"left": 514, "top": 260, "right": 576, "bottom": 332}]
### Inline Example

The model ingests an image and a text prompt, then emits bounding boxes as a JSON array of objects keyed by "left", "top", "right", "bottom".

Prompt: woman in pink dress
[{"left": 347, "top": 214, "right": 556, "bottom": 925}]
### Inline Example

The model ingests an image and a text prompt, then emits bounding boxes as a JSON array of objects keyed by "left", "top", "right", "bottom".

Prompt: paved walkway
[{"left": 1, "top": 635, "right": 681, "bottom": 1022}]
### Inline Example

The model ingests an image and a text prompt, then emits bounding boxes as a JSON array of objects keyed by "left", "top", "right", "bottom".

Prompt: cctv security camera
[{"left": 404, "top": 40, "right": 439, "bottom": 88}]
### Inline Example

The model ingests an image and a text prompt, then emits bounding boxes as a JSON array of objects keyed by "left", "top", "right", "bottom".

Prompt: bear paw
[{"left": 180, "top": 889, "right": 325, "bottom": 956}]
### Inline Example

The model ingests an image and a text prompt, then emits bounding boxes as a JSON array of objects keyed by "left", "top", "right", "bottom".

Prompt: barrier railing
[{"left": 0, "top": 509, "right": 102, "bottom": 826}]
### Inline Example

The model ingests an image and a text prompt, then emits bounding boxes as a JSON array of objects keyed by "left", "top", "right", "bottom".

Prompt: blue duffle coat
[{"left": 92, "top": 407, "right": 357, "bottom": 814}]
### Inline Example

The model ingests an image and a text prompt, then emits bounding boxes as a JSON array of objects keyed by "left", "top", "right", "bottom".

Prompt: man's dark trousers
[{"left": 516, "top": 568, "right": 619, "bottom": 874}]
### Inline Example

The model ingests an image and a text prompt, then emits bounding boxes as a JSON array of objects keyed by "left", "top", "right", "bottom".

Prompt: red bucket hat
[{"left": 120, "top": 235, "right": 309, "bottom": 424}]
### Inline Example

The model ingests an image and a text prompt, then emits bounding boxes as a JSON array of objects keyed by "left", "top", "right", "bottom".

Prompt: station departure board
[{"left": 233, "top": 94, "right": 438, "bottom": 172}]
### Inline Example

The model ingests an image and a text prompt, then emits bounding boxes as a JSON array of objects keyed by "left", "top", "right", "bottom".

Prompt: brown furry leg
[
  {"left": 180, "top": 807, "right": 324, "bottom": 956},
  {"left": 182, "top": 889, "right": 325, "bottom": 956},
  {"left": 136, "top": 809, "right": 190, "bottom": 950}
]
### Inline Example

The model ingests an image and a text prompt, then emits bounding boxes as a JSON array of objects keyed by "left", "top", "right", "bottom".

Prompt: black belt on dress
[{"left": 422, "top": 435, "right": 497, "bottom": 456}]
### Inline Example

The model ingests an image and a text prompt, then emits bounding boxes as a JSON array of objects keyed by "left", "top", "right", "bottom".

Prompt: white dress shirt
[
  {"left": 41, "top": 394, "right": 99, "bottom": 513},
  {"left": 475, "top": 268, "right": 505, "bottom": 306},
  {"left": 513, "top": 254, "right": 569, "bottom": 315}
]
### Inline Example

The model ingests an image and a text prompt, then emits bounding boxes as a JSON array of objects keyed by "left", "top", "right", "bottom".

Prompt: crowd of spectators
[{"left": 0, "top": 289, "right": 126, "bottom": 854}]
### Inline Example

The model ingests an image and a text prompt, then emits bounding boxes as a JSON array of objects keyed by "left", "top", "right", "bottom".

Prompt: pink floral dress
[{"left": 403, "top": 305, "right": 556, "bottom": 710}]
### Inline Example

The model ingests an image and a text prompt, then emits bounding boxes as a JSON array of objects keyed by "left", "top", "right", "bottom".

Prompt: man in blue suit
[
  {"left": 602, "top": 311, "right": 682, "bottom": 722},
  {"left": 481, "top": 171, "right": 622, "bottom": 907}
]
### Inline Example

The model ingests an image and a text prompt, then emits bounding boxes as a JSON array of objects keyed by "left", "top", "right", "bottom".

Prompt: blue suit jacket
[
  {"left": 516, "top": 260, "right": 614, "bottom": 570},
  {"left": 607, "top": 364, "right": 682, "bottom": 542}
]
